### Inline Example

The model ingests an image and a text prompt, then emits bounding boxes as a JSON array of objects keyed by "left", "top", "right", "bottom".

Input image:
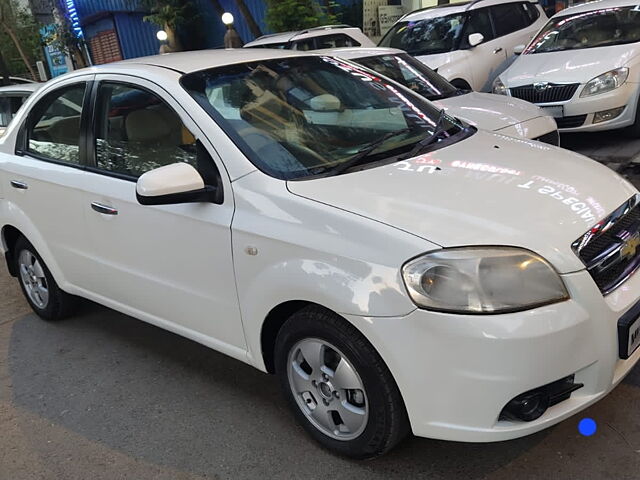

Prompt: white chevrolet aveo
[{"left": 1, "top": 50, "right": 640, "bottom": 459}]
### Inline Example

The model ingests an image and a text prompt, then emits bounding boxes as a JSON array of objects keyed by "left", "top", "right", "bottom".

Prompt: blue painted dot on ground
[{"left": 579, "top": 418, "right": 597, "bottom": 436}]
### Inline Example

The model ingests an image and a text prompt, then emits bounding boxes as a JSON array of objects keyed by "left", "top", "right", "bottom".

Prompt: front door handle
[
  {"left": 91, "top": 202, "right": 118, "bottom": 215},
  {"left": 10, "top": 180, "right": 28, "bottom": 190},
  {"left": 493, "top": 47, "right": 503, "bottom": 54}
]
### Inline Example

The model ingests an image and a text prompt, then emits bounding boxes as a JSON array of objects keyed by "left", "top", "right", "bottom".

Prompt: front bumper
[
  {"left": 345, "top": 267, "right": 640, "bottom": 442},
  {"left": 493, "top": 115, "right": 559, "bottom": 144},
  {"left": 510, "top": 82, "right": 639, "bottom": 133}
]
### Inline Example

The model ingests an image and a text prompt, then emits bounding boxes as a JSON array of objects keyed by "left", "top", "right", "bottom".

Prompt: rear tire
[
  {"left": 274, "top": 306, "right": 409, "bottom": 459},
  {"left": 14, "top": 236, "right": 76, "bottom": 321}
]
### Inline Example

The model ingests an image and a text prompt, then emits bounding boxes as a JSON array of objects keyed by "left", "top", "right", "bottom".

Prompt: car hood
[
  {"left": 287, "top": 131, "right": 636, "bottom": 273},
  {"left": 437, "top": 92, "right": 544, "bottom": 130},
  {"left": 414, "top": 52, "right": 453, "bottom": 71},
  {"left": 502, "top": 45, "right": 639, "bottom": 86}
]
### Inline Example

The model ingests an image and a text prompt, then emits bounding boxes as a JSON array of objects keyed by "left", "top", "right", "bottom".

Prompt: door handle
[
  {"left": 493, "top": 47, "right": 503, "bottom": 54},
  {"left": 10, "top": 180, "right": 28, "bottom": 190},
  {"left": 91, "top": 202, "right": 118, "bottom": 215}
]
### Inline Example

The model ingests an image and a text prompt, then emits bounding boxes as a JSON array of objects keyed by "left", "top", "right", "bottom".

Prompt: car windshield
[
  {"left": 181, "top": 56, "right": 466, "bottom": 180},
  {"left": 355, "top": 53, "right": 459, "bottom": 100},
  {"left": 525, "top": 6, "right": 640, "bottom": 54},
  {"left": 378, "top": 14, "right": 467, "bottom": 55}
]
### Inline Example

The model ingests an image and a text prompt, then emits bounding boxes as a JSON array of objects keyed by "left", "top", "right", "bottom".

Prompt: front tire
[
  {"left": 274, "top": 306, "right": 409, "bottom": 458},
  {"left": 14, "top": 236, "right": 75, "bottom": 321}
]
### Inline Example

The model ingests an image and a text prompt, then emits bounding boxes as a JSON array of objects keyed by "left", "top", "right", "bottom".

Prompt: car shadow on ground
[{"left": 6, "top": 300, "right": 556, "bottom": 479}]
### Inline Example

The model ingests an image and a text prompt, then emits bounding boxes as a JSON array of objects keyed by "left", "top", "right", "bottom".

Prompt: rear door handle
[
  {"left": 91, "top": 202, "right": 118, "bottom": 215},
  {"left": 10, "top": 180, "right": 28, "bottom": 190},
  {"left": 493, "top": 47, "right": 503, "bottom": 54}
]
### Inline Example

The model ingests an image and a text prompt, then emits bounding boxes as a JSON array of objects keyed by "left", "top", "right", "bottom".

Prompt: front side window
[
  {"left": 27, "top": 84, "right": 86, "bottom": 164},
  {"left": 525, "top": 6, "right": 640, "bottom": 54},
  {"left": 460, "top": 10, "right": 494, "bottom": 47},
  {"left": 379, "top": 13, "right": 467, "bottom": 55},
  {"left": 182, "top": 56, "right": 466, "bottom": 180},
  {"left": 490, "top": 4, "right": 529, "bottom": 37},
  {"left": 355, "top": 53, "right": 458, "bottom": 100},
  {"left": 94, "top": 83, "right": 197, "bottom": 178}
]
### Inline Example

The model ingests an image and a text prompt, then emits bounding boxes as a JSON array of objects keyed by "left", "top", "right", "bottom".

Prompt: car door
[
  {"left": 1, "top": 76, "right": 96, "bottom": 288},
  {"left": 461, "top": 8, "right": 506, "bottom": 91},
  {"left": 80, "top": 75, "right": 246, "bottom": 353},
  {"left": 488, "top": 3, "right": 536, "bottom": 69}
]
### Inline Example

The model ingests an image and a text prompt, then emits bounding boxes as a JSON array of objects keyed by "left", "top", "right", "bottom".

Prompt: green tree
[
  {"left": 265, "top": 0, "right": 337, "bottom": 32},
  {"left": 42, "top": 0, "right": 91, "bottom": 70},
  {"left": 139, "top": 0, "right": 201, "bottom": 51},
  {"left": 0, "top": 1, "right": 43, "bottom": 79}
]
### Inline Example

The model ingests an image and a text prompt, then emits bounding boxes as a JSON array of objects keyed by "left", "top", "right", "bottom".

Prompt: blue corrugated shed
[
  {"left": 114, "top": 13, "right": 162, "bottom": 58},
  {"left": 76, "top": 0, "right": 141, "bottom": 19}
]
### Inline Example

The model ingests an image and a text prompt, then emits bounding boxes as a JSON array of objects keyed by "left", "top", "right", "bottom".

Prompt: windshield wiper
[
  {"left": 323, "top": 128, "right": 412, "bottom": 176},
  {"left": 399, "top": 109, "right": 451, "bottom": 161}
]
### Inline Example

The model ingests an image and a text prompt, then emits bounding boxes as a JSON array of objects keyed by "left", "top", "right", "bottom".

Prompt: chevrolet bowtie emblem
[{"left": 621, "top": 233, "right": 640, "bottom": 260}]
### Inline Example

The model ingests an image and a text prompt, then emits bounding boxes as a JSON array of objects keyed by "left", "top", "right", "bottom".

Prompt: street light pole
[{"left": 222, "top": 12, "right": 244, "bottom": 48}]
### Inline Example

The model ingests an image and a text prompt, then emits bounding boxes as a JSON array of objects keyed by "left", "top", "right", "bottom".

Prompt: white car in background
[
  {"left": 244, "top": 25, "right": 375, "bottom": 50},
  {"left": 379, "top": 0, "right": 547, "bottom": 91},
  {"left": 2, "top": 50, "right": 640, "bottom": 459},
  {"left": 0, "top": 83, "right": 41, "bottom": 136},
  {"left": 316, "top": 46, "right": 558, "bottom": 144},
  {"left": 493, "top": 0, "right": 640, "bottom": 135}
]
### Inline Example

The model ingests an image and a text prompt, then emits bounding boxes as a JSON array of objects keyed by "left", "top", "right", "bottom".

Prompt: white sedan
[
  {"left": 493, "top": 0, "right": 640, "bottom": 134},
  {"left": 1, "top": 49, "right": 640, "bottom": 458},
  {"left": 316, "top": 46, "right": 558, "bottom": 144}
]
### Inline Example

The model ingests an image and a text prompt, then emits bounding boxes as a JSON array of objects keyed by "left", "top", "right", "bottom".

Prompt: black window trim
[
  {"left": 85, "top": 77, "right": 224, "bottom": 202},
  {"left": 15, "top": 80, "right": 94, "bottom": 171}
]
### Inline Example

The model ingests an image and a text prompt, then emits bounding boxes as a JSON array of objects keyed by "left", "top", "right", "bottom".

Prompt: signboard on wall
[
  {"left": 378, "top": 5, "right": 405, "bottom": 36},
  {"left": 363, "top": 0, "right": 389, "bottom": 39}
]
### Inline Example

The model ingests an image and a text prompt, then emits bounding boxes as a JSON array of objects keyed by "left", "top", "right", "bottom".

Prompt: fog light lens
[{"left": 593, "top": 106, "right": 625, "bottom": 124}]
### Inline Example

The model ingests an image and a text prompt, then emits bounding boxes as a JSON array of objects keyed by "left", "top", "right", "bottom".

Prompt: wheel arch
[{"left": 1, "top": 224, "right": 22, "bottom": 276}]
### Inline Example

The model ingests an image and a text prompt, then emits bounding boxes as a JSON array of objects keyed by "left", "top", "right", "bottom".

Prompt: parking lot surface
[{"left": 3, "top": 131, "right": 640, "bottom": 479}]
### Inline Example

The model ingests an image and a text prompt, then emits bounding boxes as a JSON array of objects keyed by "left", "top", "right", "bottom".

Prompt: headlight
[
  {"left": 580, "top": 68, "right": 629, "bottom": 98},
  {"left": 492, "top": 77, "right": 508, "bottom": 95},
  {"left": 402, "top": 247, "right": 568, "bottom": 314}
]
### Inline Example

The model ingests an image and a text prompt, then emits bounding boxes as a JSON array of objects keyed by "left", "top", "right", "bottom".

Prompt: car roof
[
  {"left": 312, "top": 47, "right": 404, "bottom": 60},
  {"left": 550, "top": 0, "right": 640, "bottom": 17},
  {"left": 401, "top": 0, "right": 537, "bottom": 21},
  {"left": 0, "top": 82, "right": 42, "bottom": 94},
  {"left": 114, "top": 48, "right": 314, "bottom": 73},
  {"left": 244, "top": 25, "right": 357, "bottom": 47}
]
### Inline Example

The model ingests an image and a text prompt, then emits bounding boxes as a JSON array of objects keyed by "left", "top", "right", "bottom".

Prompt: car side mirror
[
  {"left": 513, "top": 44, "right": 525, "bottom": 55},
  {"left": 136, "top": 162, "right": 220, "bottom": 206},
  {"left": 468, "top": 33, "right": 484, "bottom": 47}
]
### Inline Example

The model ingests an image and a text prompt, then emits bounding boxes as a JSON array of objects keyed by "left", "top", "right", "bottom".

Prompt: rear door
[
  {"left": 79, "top": 74, "right": 246, "bottom": 353},
  {"left": 0, "top": 76, "right": 95, "bottom": 288}
]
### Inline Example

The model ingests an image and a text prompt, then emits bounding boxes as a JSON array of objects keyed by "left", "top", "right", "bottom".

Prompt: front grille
[
  {"left": 573, "top": 196, "right": 640, "bottom": 294},
  {"left": 556, "top": 115, "right": 587, "bottom": 129},
  {"left": 510, "top": 83, "right": 579, "bottom": 103},
  {"left": 534, "top": 130, "right": 560, "bottom": 146}
]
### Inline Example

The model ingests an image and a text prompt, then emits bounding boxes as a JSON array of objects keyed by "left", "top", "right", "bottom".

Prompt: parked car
[
  {"left": 315, "top": 46, "right": 558, "bottom": 144},
  {"left": 379, "top": 0, "right": 547, "bottom": 91},
  {"left": 244, "top": 25, "right": 375, "bottom": 50},
  {"left": 2, "top": 49, "right": 640, "bottom": 459},
  {"left": 0, "top": 83, "right": 41, "bottom": 136},
  {"left": 492, "top": 0, "right": 640, "bottom": 135}
]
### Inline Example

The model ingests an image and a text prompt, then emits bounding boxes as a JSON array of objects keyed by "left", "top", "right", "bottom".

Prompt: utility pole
[{"left": 0, "top": 50, "right": 10, "bottom": 86}]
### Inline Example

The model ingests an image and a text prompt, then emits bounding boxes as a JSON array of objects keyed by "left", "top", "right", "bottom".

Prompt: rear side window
[
  {"left": 94, "top": 82, "right": 198, "bottom": 179},
  {"left": 461, "top": 9, "right": 494, "bottom": 47},
  {"left": 491, "top": 3, "right": 530, "bottom": 37},
  {"left": 26, "top": 84, "right": 86, "bottom": 164}
]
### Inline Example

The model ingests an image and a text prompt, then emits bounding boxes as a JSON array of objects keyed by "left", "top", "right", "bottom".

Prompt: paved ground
[{"left": 3, "top": 134, "right": 640, "bottom": 479}]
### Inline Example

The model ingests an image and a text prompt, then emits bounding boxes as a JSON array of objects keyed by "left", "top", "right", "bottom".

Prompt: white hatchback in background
[
  {"left": 379, "top": 0, "right": 547, "bottom": 92},
  {"left": 244, "top": 25, "right": 375, "bottom": 50},
  {"left": 315, "top": 46, "right": 558, "bottom": 144},
  {"left": 0, "top": 83, "right": 41, "bottom": 136},
  {"left": 2, "top": 50, "right": 640, "bottom": 459},
  {"left": 493, "top": 0, "right": 640, "bottom": 134}
]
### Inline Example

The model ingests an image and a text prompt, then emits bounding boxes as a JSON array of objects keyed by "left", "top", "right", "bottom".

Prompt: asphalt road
[{"left": 3, "top": 137, "right": 640, "bottom": 479}]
